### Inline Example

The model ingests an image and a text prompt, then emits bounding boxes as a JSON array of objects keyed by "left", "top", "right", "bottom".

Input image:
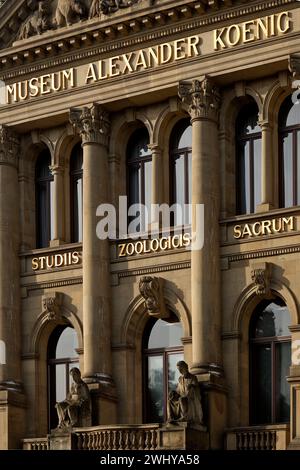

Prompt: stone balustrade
[
  {"left": 226, "top": 424, "right": 290, "bottom": 450},
  {"left": 22, "top": 437, "right": 49, "bottom": 450}
]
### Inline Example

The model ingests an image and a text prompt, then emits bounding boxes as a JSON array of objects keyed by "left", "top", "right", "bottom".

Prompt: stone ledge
[{"left": 158, "top": 422, "right": 209, "bottom": 450}]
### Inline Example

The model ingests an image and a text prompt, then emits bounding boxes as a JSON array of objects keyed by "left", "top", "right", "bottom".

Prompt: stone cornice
[{"left": 0, "top": 0, "right": 298, "bottom": 80}]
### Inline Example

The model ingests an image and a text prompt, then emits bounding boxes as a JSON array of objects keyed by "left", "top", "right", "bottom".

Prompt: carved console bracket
[
  {"left": 42, "top": 292, "right": 64, "bottom": 322},
  {"left": 139, "top": 276, "right": 169, "bottom": 319},
  {"left": 251, "top": 262, "right": 272, "bottom": 296}
]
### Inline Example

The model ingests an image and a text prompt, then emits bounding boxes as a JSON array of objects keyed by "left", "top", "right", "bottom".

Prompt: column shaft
[
  {"left": 258, "top": 121, "right": 273, "bottom": 211},
  {"left": 50, "top": 165, "right": 64, "bottom": 245},
  {"left": 0, "top": 127, "right": 22, "bottom": 390}
]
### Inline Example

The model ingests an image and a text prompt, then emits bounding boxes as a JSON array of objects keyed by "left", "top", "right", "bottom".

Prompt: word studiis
[{"left": 32, "top": 251, "right": 82, "bottom": 271}]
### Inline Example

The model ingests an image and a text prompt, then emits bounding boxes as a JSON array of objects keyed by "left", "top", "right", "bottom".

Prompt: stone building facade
[{"left": 0, "top": 0, "right": 300, "bottom": 450}]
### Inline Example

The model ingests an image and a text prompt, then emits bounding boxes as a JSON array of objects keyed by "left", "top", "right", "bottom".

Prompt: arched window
[
  {"left": 47, "top": 326, "right": 79, "bottom": 429},
  {"left": 236, "top": 104, "right": 262, "bottom": 214},
  {"left": 126, "top": 128, "right": 152, "bottom": 232},
  {"left": 143, "top": 316, "right": 183, "bottom": 423},
  {"left": 70, "top": 143, "right": 83, "bottom": 243},
  {"left": 170, "top": 119, "right": 192, "bottom": 225},
  {"left": 250, "top": 299, "right": 291, "bottom": 425},
  {"left": 35, "top": 150, "right": 54, "bottom": 248},
  {"left": 279, "top": 96, "right": 300, "bottom": 208}
]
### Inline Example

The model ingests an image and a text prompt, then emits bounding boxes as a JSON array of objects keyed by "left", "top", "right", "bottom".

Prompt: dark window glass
[
  {"left": 47, "top": 326, "right": 79, "bottom": 430},
  {"left": 70, "top": 143, "right": 83, "bottom": 243},
  {"left": 143, "top": 317, "right": 183, "bottom": 423},
  {"left": 126, "top": 128, "right": 152, "bottom": 232},
  {"left": 236, "top": 104, "right": 261, "bottom": 214},
  {"left": 250, "top": 299, "right": 291, "bottom": 425},
  {"left": 35, "top": 150, "right": 54, "bottom": 248},
  {"left": 170, "top": 119, "right": 192, "bottom": 226},
  {"left": 279, "top": 96, "right": 300, "bottom": 208}
]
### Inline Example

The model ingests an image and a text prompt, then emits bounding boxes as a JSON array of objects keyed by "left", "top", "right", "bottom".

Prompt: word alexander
[
  {"left": 214, "top": 12, "right": 291, "bottom": 49},
  {"left": 234, "top": 216, "right": 295, "bottom": 239},
  {"left": 118, "top": 233, "right": 191, "bottom": 258},
  {"left": 32, "top": 251, "right": 82, "bottom": 271},
  {"left": 6, "top": 35, "right": 200, "bottom": 104}
]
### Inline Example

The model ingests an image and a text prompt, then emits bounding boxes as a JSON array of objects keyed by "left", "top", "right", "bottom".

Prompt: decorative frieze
[
  {"left": 0, "top": 125, "right": 19, "bottom": 168},
  {"left": 178, "top": 77, "right": 220, "bottom": 122},
  {"left": 70, "top": 104, "right": 110, "bottom": 146}
]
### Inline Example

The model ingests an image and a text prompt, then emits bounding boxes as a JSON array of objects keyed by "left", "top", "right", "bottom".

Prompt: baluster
[
  {"left": 124, "top": 430, "right": 130, "bottom": 450},
  {"left": 119, "top": 430, "right": 124, "bottom": 450},
  {"left": 112, "top": 430, "right": 117, "bottom": 450},
  {"left": 271, "top": 431, "right": 276, "bottom": 450},
  {"left": 248, "top": 433, "right": 254, "bottom": 450},
  {"left": 145, "top": 431, "right": 151, "bottom": 450},
  {"left": 150, "top": 429, "right": 157, "bottom": 450},
  {"left": 138, "top": 431, "right": 144, "bottom": 450},
  {"left": 131, "top": 430, "right": 137, "bottom": 450}
]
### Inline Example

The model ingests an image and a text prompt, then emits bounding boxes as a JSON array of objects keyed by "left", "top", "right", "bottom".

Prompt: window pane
[
  {"left": 148, "top": 320, "right": 183, "bottom": 349},
  {"left": 252, "top": 302, "right": 291, "bottom": 338},
  {"left": 178, "top": 125, "right": 192, "bottom": 149},
  {"left": 76, "top": 178, "right": 83, "bottom": 242},
  {"left": 56, "top": 327, "right": 78, "bottom": 359},
  {"left": 276, "top": 342, "right": 291, "bottom": 423},
  {"left": 56, "top": 364, "right": 67, "bottom": 402},
  {"left": 144, "top": 160, "right": 152, "bottom": 220},
  {"left": 168, "top": 352, "right": 184, "bottom": 393},
  {"left": 173, "top": 154, "right": 185, "bottom": 225},
  {"left": 253, "top": 138, "right": 262, "bottom": 210},
  {"left": 252, "top": 343, "right": 272, "bottom": 424},
  {"left": 282, "top": 132, "right": 294, "bottom": 207},
  {"left": 50, "top": 179, "right": 55, "bottom": 241},
  {"left": 147, "top": 355, "right": 164, "bottom": 422},
  {"left": 286, "top": 101, "right": 300, "bottom": 127},
  {"left": 238, "top": 141, "right": 251, "bottom": 213}
]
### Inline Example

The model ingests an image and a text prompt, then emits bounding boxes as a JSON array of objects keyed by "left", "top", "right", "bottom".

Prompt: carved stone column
[
  {"left": 50, "top": 164, "right": 65, "bottom": 245},
  {"left": 178, "top": 79, "right": 226, "bottom": 449},
  {"left": 257, "top": 120, "right": 273, "bottom": 212},
  {"left": 0, "top": 126, "right": 26, "bottom": 449},
  {"left": 70, "top": 105, "right": 116, "bottom": 423}
]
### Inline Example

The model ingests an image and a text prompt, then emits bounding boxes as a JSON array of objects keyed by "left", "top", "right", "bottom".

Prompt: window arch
[
  {"left": 250, "top": 299, "right": 291, "bottom": 425},
  {"left": 126, "top": 127, "right": 152, "bottom": 232},
  {"left": 279, "top": 95, "right": 300, "bottom": 208},
  {"left": 35, "top": 149, "right": 54, "bottom": 248},
  {"left": 70, "top": 143, "right": 83, "bottom": 243},
  {"left": 143, "top": 315, "right": 183, "bottom": 423},
  {"left": 47, "top": 326, "right": 79, "bottom": 429},
  {"left": 236, "top": 103, "right": 261, "bottom": 214},
  {"left": 170, "top": 118, "right": 192, "bottom": 225}
]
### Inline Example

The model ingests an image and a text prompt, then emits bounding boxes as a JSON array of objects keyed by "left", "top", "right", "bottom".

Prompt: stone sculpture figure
[
  {"left": 89, "top": 0, "right": 140, "bottom": 18},
  {"left": 167, "top": 361, "right": 204, "bottom": 425},
  {"left": 55, "top": 0, "right": 86, "bottom": 27},
  {"left": 18, "top": 1, "right": 49, "bottom": 40},
  {"left": 55, "top": 367, "right": 91, "bottom": 428}
]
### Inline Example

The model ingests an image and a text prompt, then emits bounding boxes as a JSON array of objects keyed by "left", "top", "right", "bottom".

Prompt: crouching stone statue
[
  {"left": 167, "top": 361, "right": 204, "bottom": 425},
  {"left": 55, "top": 367, "right": 91, "bottom": 428}
]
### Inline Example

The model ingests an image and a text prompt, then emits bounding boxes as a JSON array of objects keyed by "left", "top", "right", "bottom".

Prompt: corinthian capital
[
  {"left": 178, "top": 77, "right": 220, "bottom": 122},
  {"left": 69, "top": 104, "right": 110, "bottom": 146},
  {"left": 0, "top": 125, "right": 19, "bottom": 168}
]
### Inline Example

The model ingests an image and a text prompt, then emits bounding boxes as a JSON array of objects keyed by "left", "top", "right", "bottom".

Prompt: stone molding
[
  {"left": 0, "top": 125, "right": 19, "bottom": 168},
  {"left": 70, "top": 104, "right": 110, "bottom": 146},
  {"left": 139, "top": 275, "right": 168, "bottom": 318},
  {"left": 178, "top": 78, "right": 220, "bottom": 122},
  {"left": 0, "top": 0, "right": 297, "bottom": 79},
  {"left": 251, "top": 263, "right": 271, "bottom": 296},
  {"left": 223, "top": 244, "right": 300, "bottom": 266}
]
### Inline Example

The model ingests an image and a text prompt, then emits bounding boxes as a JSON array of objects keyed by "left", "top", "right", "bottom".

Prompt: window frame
[
  {"left": 70, "top": 143, "right": 83, "bottom": 243},
  {"left": 35, "top": 150, "right": 53, "bottom": 249},
  {"left": 279, "top": 99, "right": 300, "bottom": 208}
]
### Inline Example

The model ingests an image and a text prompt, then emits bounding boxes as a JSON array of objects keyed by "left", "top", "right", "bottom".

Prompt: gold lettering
[
  {"left": 143, "top": 240, "right": 151, "bottom": 254},
  {"left": 51, "top": 73, "right": 62, "bottom": 92},
  {"left": 160, "top": 43, "right": 173, "bottom": 64},
  {"left": 32, "top": 258, "right": 39, "bottom": 271},
  {"left": 18, "top": 81, "right": 28, "bottom": 100},
  {"left": 135, "top": 241, "right": 144, "bottom": 255},
  {"left": 283, "top": 216, "right": 294, "bottom": 231},
  {"left": 174, "top": 39, "right": 186, "bottom": 60},
  {"left": 85, "top": 63, "right": 98, "bottom": 83},
  {"left": 72, "top": 252, "right": 80, "bottom": 264},
  {"left": 187, "top": 35, "right": 200, "bottom": 57},
  {"left": 109, "top": 56, "right": 120, "bottom": 77},
  {"left": 148, "top": 46, "right": 159, "bottom": 66},
  {"left": 122, "top": 53, "right": 134, "bottom": 73},
  {"left": 40, "top": 75, "right": 50, "bottom": 95},
  {"left": 182, "top": 233, "right": 191, "bottom": 247},
  {"left": 243, "top": 21, "right": 255, "bottom": 43},
  {"left": 227, "top": 25, "right": 241, "bottom": 46},
  {"left": 252, "top": 222, "right": 262, "bottom": 236},
  {"left": 233, "top": 225, "right": 242, "bottom": 239},
  {"left": 126, "top": 243, "right": 135, "bottom": 256},
  {"left": 262, "top": 220, "right": 272, "bottom": 235},
  {"left": 272, "top": 218, "right": 282, "bottom": 233},
  {"left": 98, "top": 60, "right": 108, "bottom": 80},
  {"left": 46, "top": 255, "right": 54, "bottom": 269},
  {"left": 135, "top": 50, "right": 148, "bottom": 70},
  {"left": 118, "top": 243, "right": 126, "bottom": 257},
  {"left": 150, "top": 239, "right": 159, "bottom": 251},
  {"left": 242, "top": 224, "right": 252, "bottom": 238},
  {"left": 29, "top": 77, "right": 39, "bottom": 97},
  {"left": 6, "top": 84, "right": 17, "bottom": 103},
  {"left": 277, "top": 12, "right": 291, "bottom": 34},
  {"left": 269, "top": 14, "right": 275, "bottom": 36},
  {"left": 214, "top": 28, "right": 226, "bottom": 50},
  {"left": 62, "top": 68, "right": 75, "bottom": 88},
  {"left": 159, "top": 237, "right": 168, "bottom": 250},
  {"left": 55, "top": 254, "right": 64, "bottom": 267},
  {"left": 39, "top": 256, "right": 46, "bottom": 270},
  {"left": 256, "top": 17, "right": 269, "bottom": 39}
]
